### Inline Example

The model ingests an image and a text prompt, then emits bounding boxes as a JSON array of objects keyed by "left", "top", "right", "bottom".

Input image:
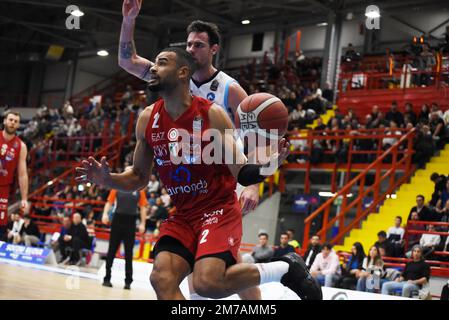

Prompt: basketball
[{"left": 235, "top": 92, "right": 289, "bottom": 138}]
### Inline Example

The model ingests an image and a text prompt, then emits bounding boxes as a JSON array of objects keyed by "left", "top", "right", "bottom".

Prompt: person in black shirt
[
  {"left": 19, "top": 215, "right": 41, "bottom": 247},
  {"left": 430, "top": 173, "right": 448, "bottom": 207},
  {"left": 374, "top": 231, "right": 394, "bottom": 257},
  {"left": 429, "top": 112, "right": 446, "bottom": 149},
  {"left": 59, "top": 213, "right": 90, "bottom": 265},
  {"left": 404, "top": 102, "right": 417, "bottom": 126},
  {"left": 272, "top": 232, "right": 295, "bottom": 259},
  {"left": 385, "top": 101, "right": 404, "bottom": 128},
  {"left": 303, "top": 235, "right": 322, "bottom": 269},
  {"left": 381, "top": 245, "right": 430, "bottom": 298},
  {"left": 408, "top": 195, "right": 437, "bottom": 221}
]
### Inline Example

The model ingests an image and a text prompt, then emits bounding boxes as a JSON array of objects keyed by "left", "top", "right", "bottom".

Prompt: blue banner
[
  {"left": 0, "top": 242, "right": 51, "bottom": 265},
  {"left": 293, "top": 195, "right": 319, "bottom": 213}
]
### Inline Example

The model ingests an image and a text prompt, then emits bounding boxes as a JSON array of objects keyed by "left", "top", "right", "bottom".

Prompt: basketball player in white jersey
[{"left": 119, "top": 0, "right": 261, "bottom": 300}]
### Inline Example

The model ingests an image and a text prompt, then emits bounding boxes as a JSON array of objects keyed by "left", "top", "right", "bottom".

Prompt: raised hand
[
  {"left": 122, "top": 0, "right": 143, "bottom": 20},
  {"left": 75, "top": 156, "right": 111, "bottom": 187}
]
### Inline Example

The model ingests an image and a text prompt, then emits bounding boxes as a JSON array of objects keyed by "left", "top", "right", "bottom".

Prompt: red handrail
[{"left": 302, "top": 128, "right": 416, "bottom": 249}]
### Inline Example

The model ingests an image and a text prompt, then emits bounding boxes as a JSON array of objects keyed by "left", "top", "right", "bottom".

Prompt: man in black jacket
[
  {"left": 303, "top": 235, "right": 322, "bottom": 269},
  {"left": 59, "top": 213, "right": 90, "bottom": 265},
  {"left": 408, "top": 195, "right": 438, "bottom": 221},
  {"left": 20, "top": 215, "right": 41, "bottom": 247}
]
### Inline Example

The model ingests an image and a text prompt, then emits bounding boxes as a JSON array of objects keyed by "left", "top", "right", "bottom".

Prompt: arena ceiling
[{"left": 0, "top": 0, "right": 448, "bottom": 64}]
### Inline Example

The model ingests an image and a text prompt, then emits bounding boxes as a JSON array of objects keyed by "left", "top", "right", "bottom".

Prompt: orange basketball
[{"left": 235, "top": 92, "right": 289, "bottom": 138}]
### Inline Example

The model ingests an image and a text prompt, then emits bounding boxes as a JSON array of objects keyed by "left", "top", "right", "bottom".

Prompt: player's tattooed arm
[{"left": 119, "top": 40, "right": 135, "bottom": 60}]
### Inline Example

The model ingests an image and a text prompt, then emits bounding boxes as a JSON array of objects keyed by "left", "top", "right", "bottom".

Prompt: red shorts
[
  {"left": 155, "top": 200, "right": 242, "bottom": 268},
  {"left": 0, "top": 185, "right": 10, "bottom": 226}
]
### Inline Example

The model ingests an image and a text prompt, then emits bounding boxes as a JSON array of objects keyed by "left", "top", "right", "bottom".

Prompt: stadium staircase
[{"left": 333, "top": 144, "right": 449, "bottom": 252}]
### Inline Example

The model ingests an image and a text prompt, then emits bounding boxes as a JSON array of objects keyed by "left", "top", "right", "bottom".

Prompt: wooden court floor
[{"left": 0, "top": 262, "right": 156, "bottom": 300}]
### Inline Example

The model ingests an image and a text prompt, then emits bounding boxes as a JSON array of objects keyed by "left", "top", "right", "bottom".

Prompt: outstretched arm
[
  {"left": 76, "top": 106, "right": 154, "bottom": 192},
  {"left": 119, "top": 0, "right": 154, "bottom": 81}
]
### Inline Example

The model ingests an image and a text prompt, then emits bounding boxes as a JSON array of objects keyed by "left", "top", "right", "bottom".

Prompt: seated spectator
[
  {"left": 374, "top": 231, "right": 394, "bottom": 257},
  {"left": 356, "top": 245, "right": 386, "bottom": 292},
  {"left": 147, "top": 174, "right": 160, "bottom": 194},
  {"left": 310, "top": 243, "right": 341, "bottom": 287},
  {"left": 429, "top": 111, "right": 446, "bottom": 149},
  {"left": 272, "top": 232, "right": 295, "bottom": 259},
  {"left": 408, "top": 195, "right": 436, "bottom": 221},
  {"left": 441, "top": 281, "right": 449, "bottom": 300},
  {"left": 413, "top": 124, "right": 435, "bottom": 168},
  {"left": 382, "top": 121, "right": 401, "bottom": 149},
  {"left": 382, "top": 245, "right": 431, "bottom": 299},
  {"left": 404, "top": 102, "right": 417, "bottom": 126},
  {"left": 146, "top": 198, "right": 168, "bottom": 232},
  {"left": 286, "top": 229, "right": 300, "bottom": 251},
  {"left": 248, "top": 232, "right": 274, "bottom": 263},
  {"left": 288, "top": 104, "right": 306, "bottom": 129},
  {"left": 338, "top": 242, "right": 366, "bottom": 289},
  {"left": 303, "top": 235, "right": 322, "bottom": 269},
  {"left": 59, "top": 213, "right": 90, "bottom": 265},
  {"left": 160, "top": 188, "right": 171, "bottom": 208},
  {"left": 385, "top": 101, "right": 404, "bottom": 128},
  {"left": 5, "top": 213, "right": 24, "bottom": 244},
  {"left": 436, "top": 180, "right": 449, "bottom": 214},
  {"left": 406, "top": 211, "right": 425, "bottom": 249},
  {"left": 19, "top": 215, "right": 41, "bottom": 247},
  {"left": 439, "top": 200, "right": 449, "bottom": 230},
  {"left": 417, "top": 224, "right": 440, "bottom": 258},
  {"left": 387, "top": 216, "right": 405, "bottom": 257},
  {"left": 51, "top": 216, "right": 72, "bottom": 260},
  {"left": 430, "top": 173, "right": 448, "bottom": 207}
]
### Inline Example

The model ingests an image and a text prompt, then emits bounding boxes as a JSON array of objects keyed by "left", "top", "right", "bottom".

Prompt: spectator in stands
[
  {"left": 443, "top": 107, "right": 449, "bottom": 132},
  {"left": 418, "top": 224, "right": 441, "bottom": 258},
  {"left": 404, "top": 102, "right": 417, "bottom": 126},
  {"left": 310, "top": 243, "right": 341, "bottom": 287},
  {"left": 248, "top": 232, "right": 274, "bottom": 263},
  {"left": 148, "top": 192, "right": 157, "bottom": 206},
  {"left": 382, "top": 121, "right": 401, "bottom": 149},
  {"left": 382, "top": 245, "right": 430, "bottom": 298},
  {"left": 303, "top": 235, "right": 322, "bottom": 269},
  {"left": 436, "top": 180, "right": 449, "bottom": 214},
  {"left": 5, "top": 213, "right": 24, "bottom": 244},
  {"left": 288, "top": 104, "right": 306, "bottom": 129},
  {"left": 429, "top": 111, "right": 446, "bottom": 149},
  {"left": 418, "top": 43, "right": 436, "bottom": 86},
  {"left": 147, "top": 174, "right": 160, "bottom": 194},
  {"left": 59, "top": 213, "right": 90, "bottom": 265},
  {"left": 430, "top": 173, "right": 448, "bottom": 207},
  {"left": 272, "top": 232, "right": 295, "bottom": 259},
  {"left": 413, "top": 124, "right": 435, "bottom": 168},
  {"left": 322, "top": 81, "right": 334, "bottom": 103},
  {"left": 146, "top": 197, "right": 168, "bottom": 232},
  {"left": 338, "top": 242, "right": 366, "bottom": 289},
  {"left": 408, "top": 195, "right": 435, "bottom": 221},
  {"left": 374, "top": 231, "right": 394, "bottom": 257},
  {"left": 438, "top": 200, "right": 449, "bottom": 229},
  {"left": 286, "top": 228, "right": 300, "bottom": 251},
  {"left": 387, "top": 216, "right": 405, "bottom": 257},
  {"left": 19, "top": 215, "right": 41, "bottom": 247},
  {"left": 160, "top": 187, "right": 171, "bottom": 208},
  {"left": 406, "top": 211, "right": 425, "bottom": 249},
  {"left": 385, "top": 101, "right": 404, "bottom": 128},
  {"left": 441, "top": 281, "right": 449, "bottom": 300},
  {"left": 52, "top": 216, "right": 72, "bottom": 260},
  {"left": 356, "top": 245, "right": 386, "bottom": 292}
]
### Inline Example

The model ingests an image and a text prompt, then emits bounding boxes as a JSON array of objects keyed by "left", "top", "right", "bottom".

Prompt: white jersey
[
  {"left": 189, "top": 70, "right": 238, "bottom": 122},
  {"left": 190, "top": 70, "right": 247, "bottom": 198}
]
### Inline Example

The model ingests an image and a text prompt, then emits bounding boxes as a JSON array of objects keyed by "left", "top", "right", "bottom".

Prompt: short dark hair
[
  {"left": 377, "top": 231, "right": 387, "bottom": 238},
  {"left": 417, "top": 194, "right": 425, "bottom": 201},
  {"left": 287, "top": 228, "right": 295, "bottom": 234},
  {"left": 23, "top": 214, "right": 31, "bottom": 220},
  {"left": 160, "top": 47, "right": 197, "bottom": 76},
  {"left": 187, "top": 20, "right": 220, "bottom": 46},
  {"left": 430, "top": 172, "right": 440, "bottom": 181},
  {"left": 258, "top": 232, "right": 268, "bottom": 239},
  {"left": 395, "top": 216, "right": 402, "bottom": 223},
  {"left": 322, "top": 243, "right": 333, "bottom": 250},
  {"left": 280, "top": 232, "right": 289, "bottom": 238},
  {"left": 312, "top": 234, "right": 320, "bottom": 239}
]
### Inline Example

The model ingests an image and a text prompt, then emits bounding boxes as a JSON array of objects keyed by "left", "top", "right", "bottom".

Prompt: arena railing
[
  {"left": 302, "top": 128, "right": 416, "bottom": 249},
  {"left": 281, "top": 127, "right": 415, "bottom": 193}
]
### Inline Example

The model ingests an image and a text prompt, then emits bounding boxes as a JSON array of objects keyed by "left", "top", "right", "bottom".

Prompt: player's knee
[
  {"left": 150, "top": 269, "right": 176, "bottom": 294},
  {"left": 192, "top": 273, "right": 225, "bottom": 299}
]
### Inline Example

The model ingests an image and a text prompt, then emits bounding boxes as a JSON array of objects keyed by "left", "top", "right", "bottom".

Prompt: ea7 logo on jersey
[{"left": 151, "top": 132, "right": 165, "bottom": 142}]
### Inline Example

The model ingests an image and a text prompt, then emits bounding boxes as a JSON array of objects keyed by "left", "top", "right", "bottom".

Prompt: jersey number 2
[
  {"left": 200, "top": 229, "right": 209, "bottom": 244},
  {"left": 152, "top": 112, "right": 160, "bottom": 128}
]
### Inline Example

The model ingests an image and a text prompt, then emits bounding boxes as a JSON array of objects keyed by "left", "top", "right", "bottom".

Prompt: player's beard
[{"left": 4, "top": 126, "right": 17, "bottom": 135}]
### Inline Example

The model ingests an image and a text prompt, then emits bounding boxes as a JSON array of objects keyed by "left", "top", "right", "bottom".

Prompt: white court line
[{"left": 0, "top": 258, "right": 99, "bottom": 280}]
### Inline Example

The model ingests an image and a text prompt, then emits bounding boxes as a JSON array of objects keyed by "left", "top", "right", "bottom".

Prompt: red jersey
[
  {"left": 0, "top": 131, "right": 22, "bottom": 187},
  {"left": 145, "top": 96, "right": 238, "bottom": 217}
]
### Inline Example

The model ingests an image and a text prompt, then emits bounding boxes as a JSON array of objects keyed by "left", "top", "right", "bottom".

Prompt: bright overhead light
[
  {"left": 47, "top": 181, "right": 53, "bottom": 186},
  {"left": 241, "top": 19, "right": 250, "bottom": 25},
  {"left": 318, "top": 192, "right": 353, "bottom": 198},
  {"left": 71, "top": 9, "right": 84, "bottom": 17},
  {"left": 97, "top": 50, "right": 109, "bottom": 57},
  {"left": 86, "top": 182, "right": 92, "bottom": 187},
  {"left": 365, "top": 11, "right": 380, "bottom": 18},
  {"left": 316, "top": 22, "right": 328, "bottom": 27}
]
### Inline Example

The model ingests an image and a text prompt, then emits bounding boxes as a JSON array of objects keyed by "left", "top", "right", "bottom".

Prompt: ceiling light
[
  {"left": 316, "top": 22, "right": 328, "bottom": 27},
  {"left": 97, "top": 50, "right": 109, "bottom": 57},
  {"left": 241, "top": 20, "right": 250, "bottom": 25}
]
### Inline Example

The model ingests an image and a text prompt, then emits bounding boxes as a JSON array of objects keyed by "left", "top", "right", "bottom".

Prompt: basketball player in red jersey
[
  {"left": 76, "top": 48, "right": 322, "bottom": 300},
  {"left": 0, "top": 111, "right": 29, "bottom": 238},
  {"left": 119, "top": 0, "right": 260, "bottom": 299}
]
